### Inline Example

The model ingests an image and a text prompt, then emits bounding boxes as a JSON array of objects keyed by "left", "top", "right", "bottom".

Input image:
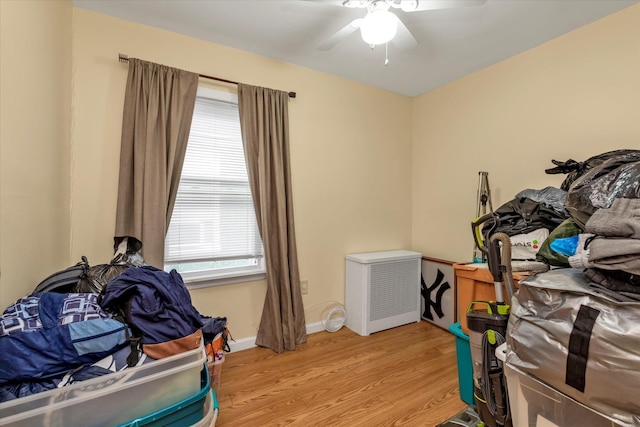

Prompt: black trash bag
[
  {"left": 75, "top": 237, "right": 146, "bottom": 293},
  {"left": 481, "top": 197, "right": 569, "bottom": 241},
  {"left": 545, "top": 149, "right": 640, "bottom": 191},
  {"left": 515, "top": 186, "right": 568, "bottom": 216},
  {"left": 75, "top": 260, "right": 133, "bottom": 293},
  {"left": 565, "top": 159, "right": 640, "bottom": 228},
  {"left": 113, "top": 236, "right": 146, "bottom": 267}
]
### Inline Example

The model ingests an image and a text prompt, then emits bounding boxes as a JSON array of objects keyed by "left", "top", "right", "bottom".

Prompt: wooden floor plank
[{"left": 215, "top": 321, "right": 467, "bottom": 426}]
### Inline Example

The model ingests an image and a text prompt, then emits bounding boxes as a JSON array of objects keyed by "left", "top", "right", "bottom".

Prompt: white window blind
[{"left": 164, "top": 90, "right": 264, "bottom": 285}]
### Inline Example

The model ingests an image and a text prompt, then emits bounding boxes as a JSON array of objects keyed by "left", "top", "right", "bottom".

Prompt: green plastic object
[
  {"left": 118, "top": 365, "right": 218, "bottom": 427},
  {"left": 449, "top": 322, "right": 475, "bottom": 406},
  {"left": 536, "top": 218, "right": 583, "bottom": 267}
]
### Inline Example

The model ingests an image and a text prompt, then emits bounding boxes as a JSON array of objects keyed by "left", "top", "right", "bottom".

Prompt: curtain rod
[{"left": 118, "top": 53, "right": 296, "bottom": 99}]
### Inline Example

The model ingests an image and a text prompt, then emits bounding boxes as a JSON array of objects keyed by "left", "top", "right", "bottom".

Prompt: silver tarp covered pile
[{"left": 506, "top": 268, "right": 640, "bottom": 427}]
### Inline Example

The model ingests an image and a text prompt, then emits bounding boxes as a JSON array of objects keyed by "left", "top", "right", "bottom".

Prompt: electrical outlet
[{"left": 300, "top": 280, "right": 308, "bottom": 295}]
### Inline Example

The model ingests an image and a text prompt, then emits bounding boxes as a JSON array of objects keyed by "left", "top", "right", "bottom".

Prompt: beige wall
[
  {"left": 0, "top": 0, "right": 72, "bottom": 309},
  {"left": 411, "top": 4, "right": 640, "bottom": 263},
  {"left": 70, "top": 9, "right": 413, "bottom": 339}
]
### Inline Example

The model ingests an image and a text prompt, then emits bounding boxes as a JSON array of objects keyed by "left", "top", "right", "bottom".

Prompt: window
[{"left": 164, "top": 88, "right": 265, "bottom": 287}]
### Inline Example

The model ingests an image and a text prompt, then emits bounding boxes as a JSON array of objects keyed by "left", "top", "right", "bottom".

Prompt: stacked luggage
[{"left": 470, "top": 150, "right": 640, "bottom": 427}]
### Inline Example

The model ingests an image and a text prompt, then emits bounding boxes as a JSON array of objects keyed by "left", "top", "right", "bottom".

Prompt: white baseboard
[
  {"left": 228, "top": 321, "right": 324, "bottom": 353},
  {"left": 306, "top": 321, "right": 325, "bottom": 335},
  {"left": 227, "top": 336, "right": 258, "bottom": 353}
]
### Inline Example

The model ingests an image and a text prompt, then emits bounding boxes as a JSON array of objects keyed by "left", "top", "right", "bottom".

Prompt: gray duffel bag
[{"left": 506, "top": 268, "right": 640, "bottom": 427}]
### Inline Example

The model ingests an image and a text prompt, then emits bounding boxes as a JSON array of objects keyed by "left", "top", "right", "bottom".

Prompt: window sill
[{"left": 183, "top": 271, "right": 266, "bottom": 289}]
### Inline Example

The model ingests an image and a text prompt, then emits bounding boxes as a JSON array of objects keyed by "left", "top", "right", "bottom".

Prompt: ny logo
[{"left": 421, "top": 268, "right": 450, "bottom": 321}]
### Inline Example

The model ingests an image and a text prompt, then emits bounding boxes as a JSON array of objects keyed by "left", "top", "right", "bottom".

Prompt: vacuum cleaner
[{"left": 468, "top": 215, "right": 518, "bottom": 427}]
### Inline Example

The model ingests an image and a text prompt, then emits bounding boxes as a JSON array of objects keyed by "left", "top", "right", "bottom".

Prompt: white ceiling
[{"left": 73, "top": 0, "right": 638, "bottom": 97}]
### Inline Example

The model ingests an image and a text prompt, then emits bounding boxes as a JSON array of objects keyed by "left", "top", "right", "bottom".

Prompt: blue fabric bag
[
  {"left": 99, "top": 266, "right": 204, "bottom": 359},
  {"left": 0, "top": 293, "right": 128, "bottom": 384}
]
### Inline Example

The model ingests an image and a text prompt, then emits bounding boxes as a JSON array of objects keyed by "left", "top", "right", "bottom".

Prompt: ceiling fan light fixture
[
  {"left": 360, "top": 9, "right": 398, "bottom": 45},
  {"left": 399, "top": 0, "right": 419, "bottom": 12}
]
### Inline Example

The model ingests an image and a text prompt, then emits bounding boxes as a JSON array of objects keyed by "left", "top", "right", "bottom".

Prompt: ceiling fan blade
[
  {"left": 392, "top": 0, "right": 487, "bottom": 13},
  {"left": 392, "top": 17, "right": 418, "bottom": 51},
  {"left": 317, "top": 18, "right": 363, "bottom": 51},
  {"left": 302, "top": 0, "right": 364, "bottom": 7}
]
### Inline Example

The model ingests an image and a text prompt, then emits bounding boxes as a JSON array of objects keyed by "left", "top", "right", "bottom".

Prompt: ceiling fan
[{"left": 315, "top": 0, "right": 487, "bottom": 52}]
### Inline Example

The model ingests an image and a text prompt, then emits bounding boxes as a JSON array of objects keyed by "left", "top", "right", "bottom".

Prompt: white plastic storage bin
[
  {"left": 504, "top": 361, "right": 625, "bottom": 427},
  {"left": 117, "top": 369, "right": 217, "bottom": 427},
  {"left": 0, "top": 344, "right": 206, "bottom": 427},
  {"left": 345, "top": 250, "right": 421, "bottom": 336}
]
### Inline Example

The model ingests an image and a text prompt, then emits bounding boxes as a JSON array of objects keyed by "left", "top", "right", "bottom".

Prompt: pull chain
[{"left": 385, "top": 42, "right": 389, "bottom": 66}]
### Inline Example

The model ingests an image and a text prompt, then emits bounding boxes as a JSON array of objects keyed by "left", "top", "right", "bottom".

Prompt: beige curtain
[
  {"left": 237, "top": 83, "right": 306, "bottom": 353},
  {"left": 114, "top": 59, "right": 198, "bottom": 267}
]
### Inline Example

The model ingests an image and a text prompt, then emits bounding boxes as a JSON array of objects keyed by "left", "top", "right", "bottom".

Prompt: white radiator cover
[{"left": 345, "top": 250, "right": 422, "bottom": 336}]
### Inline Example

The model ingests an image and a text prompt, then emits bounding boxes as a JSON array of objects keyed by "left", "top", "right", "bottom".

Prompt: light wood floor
[{"left": 215, "top": 321, "right": 467, "bottom": 426}]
